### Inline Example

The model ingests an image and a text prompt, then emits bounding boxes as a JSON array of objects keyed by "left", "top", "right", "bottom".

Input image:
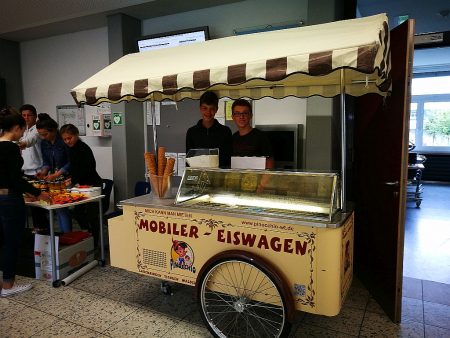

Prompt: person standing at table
[
  {"left": 36, "top": 113, "right": 72, "bottom": 233},
  {"left": 17, "top": 104, "right": 46, "bottom": 230},
  {"left": 18, "top": 104, "right": 42, "bottom": 177},
  {"left": 231, "top": 99, "right": 274, "bottom": 169},
  {"left": 60, "top": 124, "right": 102, "bottom": 247},
  {"left": 36, "top": 113, "right": 70, "bottom": 180},
  {"left": 186, "top": 91, "right": 232, "bottom": 167},
  {"left": 0, "top": 107, "right": 50, "bottom": 297}
]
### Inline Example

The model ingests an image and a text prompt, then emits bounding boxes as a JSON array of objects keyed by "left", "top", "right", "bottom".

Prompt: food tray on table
[{"left": 69, "top": 186, "right": 101, "bottom": 197}]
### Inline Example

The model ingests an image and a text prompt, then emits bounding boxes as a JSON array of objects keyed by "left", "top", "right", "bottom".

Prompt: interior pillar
[{"left": 107, "top": 14, "right": 144, "bottom": 203}]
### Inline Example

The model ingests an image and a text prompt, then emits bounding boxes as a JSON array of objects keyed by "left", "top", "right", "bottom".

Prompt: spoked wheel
[{"left": 198, "top": 257, "right": 291, "bottom": 338}]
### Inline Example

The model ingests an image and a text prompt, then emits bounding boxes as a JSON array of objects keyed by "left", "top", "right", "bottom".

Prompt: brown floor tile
[
  {"left": 62, "top": 296, "right": 138, "bottom": 333},
  {"left": 0, "top": 298, "right": 27, "bottom": 321},
  {"left": 292, "top": 323, "right": 358, "bottom": 337},
  {"left": 360, "top": 312, "right": 424, "bottom": 338},
  {"left": 302, "top": 305, "right": 365, "bottom": 336},
  {"left": 30, "top": 319, "right": 102, "bottom": 337},
  {"left": 103, "top": 307, "right": 179, "bottom": 337},
  {"left": 0, "top": 306, "right": 60, "bottom": 337},
  {"left": 344, "top": 285, "right": 371, "bottom": 310},
  {"left": 162, "top": 321, "right": 212, "bottom": 337},
  {"left": 366, "top": 297, "right": 385, "bottom": 315}
]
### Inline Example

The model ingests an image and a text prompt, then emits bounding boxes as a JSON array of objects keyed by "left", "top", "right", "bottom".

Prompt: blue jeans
[
  {"left": 56, "top": 208, "right": 72, "bottom": 233},
  {"left": 0, "top": 194, "right": 26, "bottom": 282}
]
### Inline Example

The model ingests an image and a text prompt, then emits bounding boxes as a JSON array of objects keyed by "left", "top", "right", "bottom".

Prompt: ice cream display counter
[{"left": 108, "top": 168, "right": 353, "bottom": 337}]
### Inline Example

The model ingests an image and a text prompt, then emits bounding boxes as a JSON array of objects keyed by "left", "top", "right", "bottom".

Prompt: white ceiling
[
  {"left": 0, "top": 0, "right": 448, "bottom": 42},
  {"left": 0, "top": 0, "right": 243, "bottom": 41}
]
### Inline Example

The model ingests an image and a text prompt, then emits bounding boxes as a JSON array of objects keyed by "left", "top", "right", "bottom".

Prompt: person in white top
[
  {"left": 18, "top": 104, "right": 47, "bottom": 230},
  {"left": 18, "top": 104, "right": 42, "bottom": 177}
]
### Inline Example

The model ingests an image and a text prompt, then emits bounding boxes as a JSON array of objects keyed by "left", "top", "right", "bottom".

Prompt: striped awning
[{"left": 71, "top": 13, "right": 390, "bottom": 106}]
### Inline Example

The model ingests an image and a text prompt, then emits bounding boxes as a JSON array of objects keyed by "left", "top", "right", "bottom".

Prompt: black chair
[
  {"left": 101, "top": 179, "right": 114, "bottom": 214},
  {"left": 134, "top": 181, "right": 151, "bottom": 196}
]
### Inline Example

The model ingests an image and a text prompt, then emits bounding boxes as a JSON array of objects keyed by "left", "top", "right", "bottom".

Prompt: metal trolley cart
[
  {"left": 109, "top": 169, "right": 353, "bottom": 337},
  {"left": 407, "top": 155, "right": 426, "bottom": 207}
]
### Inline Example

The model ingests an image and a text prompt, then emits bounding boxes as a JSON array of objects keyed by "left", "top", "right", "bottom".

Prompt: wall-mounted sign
[
  {"left": 92, "top": 114, "right": 101, "bottom": 136},
  {"left": 113, "top": 112, "right": 124, "bottom": 126},
  {"left": 102, "top": 114, "right": 112, "bottom": 137}
]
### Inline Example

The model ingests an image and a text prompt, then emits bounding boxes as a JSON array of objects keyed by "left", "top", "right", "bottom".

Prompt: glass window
[
  {"left": 412, "top": 76, "right": 450, "bottom": 95},
  {"left": 410, "top": 75, "right": 450, "bottom": 153},
  {"left": 409, "top": 103, "right": 417, "bottom": 145},
  {"left": 423, "top": 102, "right": 450, "bottom": 147}
]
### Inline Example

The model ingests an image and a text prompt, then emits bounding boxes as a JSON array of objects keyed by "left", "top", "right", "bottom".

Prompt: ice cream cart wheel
[{"left": 197, "top": 254, "right": 292, "bottom": 338}]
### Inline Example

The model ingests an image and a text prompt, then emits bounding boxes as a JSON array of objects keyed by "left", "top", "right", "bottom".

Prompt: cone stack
[
  {"left": 162, "top": 157, "right": 176, "bottom": 196},
  {"left": 144, "top": 147, "right": 174, "bottom": 198}
]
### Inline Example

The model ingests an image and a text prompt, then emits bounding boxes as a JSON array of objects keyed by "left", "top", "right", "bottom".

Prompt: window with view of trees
[{"left": 410, "top": 75, "right": 450, "bottom": 152}]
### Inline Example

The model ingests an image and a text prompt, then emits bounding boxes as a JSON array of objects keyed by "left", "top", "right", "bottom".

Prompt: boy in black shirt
[
  {"left": 231, "top": 99, "right": 274, "bottom": 169},
  {"left": 186, "top": 91, "right": 232, "bottom": 167}
]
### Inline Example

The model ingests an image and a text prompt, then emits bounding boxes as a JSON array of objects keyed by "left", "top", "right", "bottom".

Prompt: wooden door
[{"left": 353, "top": 19, "right": 415, "bottom": 322}]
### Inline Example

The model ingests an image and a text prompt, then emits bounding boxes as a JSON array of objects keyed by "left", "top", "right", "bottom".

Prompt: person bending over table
[
  {"left": 36, "top": 113, "right": 72, "bottom": 233},
  {"left": 60, "top": 124, "right": 102, "bottom": 248},
  {"left": 0, "top": 107, "right": 50, "bottom": 297}
]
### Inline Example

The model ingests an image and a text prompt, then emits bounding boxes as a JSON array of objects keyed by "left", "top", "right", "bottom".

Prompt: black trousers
[
  {"left": 73, "top": 202, "right": 99, "bottom": 247},
  {"left": 0, "top": 194, "right": 26, "bottom": 282}
]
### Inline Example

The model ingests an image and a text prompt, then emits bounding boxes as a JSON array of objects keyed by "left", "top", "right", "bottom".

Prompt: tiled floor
[
  {"left": 0, "top": 267, "right": 449, "bottom": 337},
  {"left": 1, "top": 182, "right": 449, "bottom": 337},
  {"left": 404, "top": 183, "right": 450, "bottom": 284}
]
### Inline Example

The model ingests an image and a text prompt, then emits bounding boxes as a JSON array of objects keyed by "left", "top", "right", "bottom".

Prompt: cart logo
[{"left": 170, "top": 239, "right": 196, "bottom": 273}]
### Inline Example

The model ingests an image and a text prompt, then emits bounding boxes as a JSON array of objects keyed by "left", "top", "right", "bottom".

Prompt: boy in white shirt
[
  {"left": 18, "top": 104, "right": 47, "bottom": 230},
  {"left": 18, "top": 104, "right": 43, "bottom": 176}
]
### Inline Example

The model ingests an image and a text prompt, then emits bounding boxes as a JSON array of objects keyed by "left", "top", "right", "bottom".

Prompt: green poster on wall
[{"left": 113, "top": 112, "right": 124, "bottom": 126}]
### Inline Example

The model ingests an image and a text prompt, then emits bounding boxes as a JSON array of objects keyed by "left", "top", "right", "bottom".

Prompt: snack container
[
  {"left": 70, "top": 186, "right": 101, "bottom": 197},
  {"left": 186, "top": 148, "right": 219, "bottom": 168}
]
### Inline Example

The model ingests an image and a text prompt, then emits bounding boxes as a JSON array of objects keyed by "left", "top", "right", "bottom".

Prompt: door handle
[{"left": 384, "top": 181, "right": 399, "bottom": 187}]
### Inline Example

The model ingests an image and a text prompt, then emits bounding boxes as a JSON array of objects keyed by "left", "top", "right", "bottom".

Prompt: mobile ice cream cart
[{"left": 71, "top": 14, "right": 391, "bottom": 337}]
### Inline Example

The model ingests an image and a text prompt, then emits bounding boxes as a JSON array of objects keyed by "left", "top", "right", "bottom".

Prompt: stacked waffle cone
[{"left": 145, "top": 147, "right": 175, "bottom": 198}]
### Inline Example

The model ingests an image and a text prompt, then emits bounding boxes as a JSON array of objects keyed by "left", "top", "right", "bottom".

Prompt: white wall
[
  {"left": 21, "top": 27, "right": 109, "bottom": 115},
  {"left": 306, "top": 96, "right": 333, "bottom": 116},
  {"left": 20, "top": 27, "right": 113, "bottom": 180},
  {"left": 254, "top": 97, "right": 307, "bottom": 126}
]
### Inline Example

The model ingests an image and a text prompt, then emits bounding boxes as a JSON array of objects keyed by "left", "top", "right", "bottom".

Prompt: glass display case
[{"left": 175, "top": 168, "right": 340, "bottom": 222}]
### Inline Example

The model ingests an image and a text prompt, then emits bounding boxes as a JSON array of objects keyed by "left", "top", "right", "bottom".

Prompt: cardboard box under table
[
  {"left": 35, "top": 234, "right": 94, "bottom": 281},
  {"left": 26, "top": 194, "right": 106, "bottom": 286}
]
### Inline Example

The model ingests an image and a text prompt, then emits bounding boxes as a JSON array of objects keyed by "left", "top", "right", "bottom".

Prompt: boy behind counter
[
  {"left": 185, "top": 91, "right": 232, "bottom": 167},
  {"left": 231, "top": 99, "right": 274, "bottom": 169}
]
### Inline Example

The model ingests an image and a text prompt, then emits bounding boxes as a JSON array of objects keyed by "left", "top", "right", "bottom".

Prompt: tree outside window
[{"left": 423, "top": 102, "right": 450, "bottom": 146}]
